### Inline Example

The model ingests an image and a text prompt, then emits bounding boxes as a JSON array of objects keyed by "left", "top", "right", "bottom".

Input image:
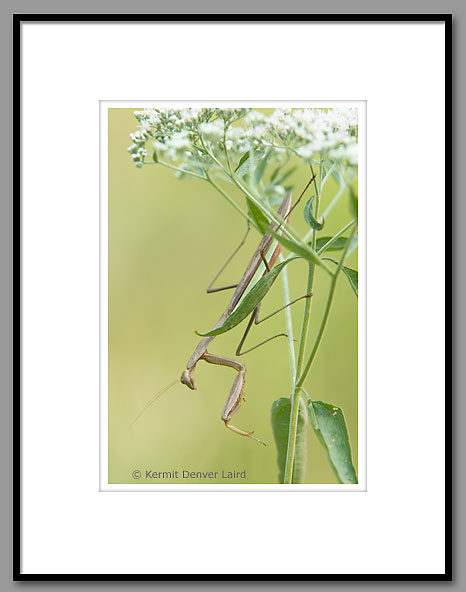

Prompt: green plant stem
[
  {"left": 295, "top": 262, "right": 316, "bottom": 382},
  {"left": 283, "top": 165, "right": 320, "bottom": 484},
  {"left": 146, "top": 160, "right": 206, "bottom": 180},
  {"left": 200, "top": 137, "right": 303, "bottom": 245},
  {"left": 231, "top": 175, "right": 300, "bottom": 242},
  {"left": 321, "top": 162, "right": 336, "bottom": 190},
  {"left": 297, "top": 386, "right": 318, "bottom": 428},
  {"left": 223, "top": 129, "right": 232, "bottom": 173},
  {"left": 282, "top": 260, "right": 315, "bottom": 483},
  {"left": 205, "top": 173, "right": 257, "bottom": 228},
  {"left": 200, "top": 139, "right": 333, "bottom": 277},
  {"left": 153, "top": 158, "right": 258, "bottom": 230},
  {"left": 321, "top": 183, "right": 347, "bottom": 219},
  {"left": 266, "top": 141, "right": 300, "bottom": 157},
  {"left": 296, "top": 224, "right": 357, "bottom": 389},
  {"left": 317, "top": 219, "right": 356, "bottom": 255}
]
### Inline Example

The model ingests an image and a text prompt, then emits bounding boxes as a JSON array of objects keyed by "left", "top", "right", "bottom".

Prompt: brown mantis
[{"left": 180, "top": 179, "right": 315, "bottom": 445}]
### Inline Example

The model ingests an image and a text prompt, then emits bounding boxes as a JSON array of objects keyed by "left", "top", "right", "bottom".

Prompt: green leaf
[
  {"left": 341, "top": 266, "right": 358, "bottom": 296},
  {"left": 246, "top": 199, "right": 269, "bottom": 231},
  {"left": 254, "top": 150, "right": 271, "bottom": 186},
  {"left": 258, "top": 221, "right": 331, "bottom": 273},
  {"left": 196, "top": 257, "right": 300, "bottom": 337},
  {"left": 235, "top": 151, "right": 250, "bottom": 172},
  {"left": 234, "top": 150, "right": 265, "bottom": 179},
  {"left": 235, "top": 154, "right": 251, "bottom": 179},
  {"left": 269, "top": 165, "right": 280, "bottom": 183},
  {"left": 271, "top": 397, "right": 308, "bottom": 484},
  {"left": 304, "top": 196, "right": 324, "bottom": 230},
  {"left": 323, "top": 258, "right": 358, "bottom": 296},
  {"left": 308, "top": 401, "right": 357, "bottom": 484},
  {"left": 315, "top": 236, "right": 348, "bottom": 252},
  {"left": 265, "top": 166, "right": 297, "bottom": 194},
  {"left": 152, "top": 150, "right": 159, "bottom": 163}
]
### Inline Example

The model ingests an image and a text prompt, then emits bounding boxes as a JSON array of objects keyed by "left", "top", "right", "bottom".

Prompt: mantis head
[{"left": 180, "top": 369, "right": 196, "bottom": 390}]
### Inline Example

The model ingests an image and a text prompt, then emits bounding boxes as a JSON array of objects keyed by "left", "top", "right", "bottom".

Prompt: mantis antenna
[{"left": 130, "top": 379, "right": 179, "bottom": 430}]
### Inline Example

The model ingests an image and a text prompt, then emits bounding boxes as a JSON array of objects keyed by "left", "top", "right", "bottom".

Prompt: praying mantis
[
  {"left": 179, "top": 179, "right": 315, "bottom": 445},
  {"left": 131, "top": 178, "right": 315, "bottom": 443}
]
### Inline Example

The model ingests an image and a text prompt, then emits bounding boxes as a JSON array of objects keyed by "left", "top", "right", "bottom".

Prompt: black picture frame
[{"left": 13, "top": 13, "right": 452, "bottom": 582}]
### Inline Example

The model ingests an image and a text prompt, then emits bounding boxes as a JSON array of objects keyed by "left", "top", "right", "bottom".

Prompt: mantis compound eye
[{"left": 180, "top": 369, "right": 196, "bottom": 390}]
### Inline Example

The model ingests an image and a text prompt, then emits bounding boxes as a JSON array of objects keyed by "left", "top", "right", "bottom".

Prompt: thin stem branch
[
  {"left": 223, "top": 129, "right": 232, "bottom": 173},
  {"left": 317, "top": 219, "right": 356, "bottom": 255},
  {"left": 296, "top": 224, "right": 357, "bottom": 389},
  {"left": 279, "top": 254, "right": 296, "bottom": 387},
  {"left": 205, "top": 173, "right": 256, "bottom": 228},
  {"left": 321, "top": 162, "right": 336, "bottom": 191},
  {"left": 145, "top": 160, "right": 206, "bottom": 180},
  {"left": 295, "top": 263, "right": 316, "bottom": 381},
  {"left": 321, "top": 182, "right": 347, "bottom": 220}
]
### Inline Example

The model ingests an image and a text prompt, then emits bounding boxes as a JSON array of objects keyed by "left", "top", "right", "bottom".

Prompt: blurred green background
[{"left": 108, "top": 108, "right": 358, "bottom": 485}]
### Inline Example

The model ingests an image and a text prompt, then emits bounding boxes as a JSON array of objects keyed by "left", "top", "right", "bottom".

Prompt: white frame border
[
  {"left": 100, "top": 99, "right": 367, "bottom": 492},
  {"left": 20, "top": 21, "right": 446, "bottom": 576}
]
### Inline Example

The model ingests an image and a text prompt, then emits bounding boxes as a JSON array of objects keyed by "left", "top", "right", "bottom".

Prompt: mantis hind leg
[
  {"left": 235, "top": 293, "right": 313, "bottom": 356},
  {"left": 206, "top": 222, "right": 250, "bottom": 294}
]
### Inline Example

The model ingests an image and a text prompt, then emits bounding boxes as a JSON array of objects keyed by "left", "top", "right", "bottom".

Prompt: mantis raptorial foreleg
[{"left": 200, "top": 352, "right": 266, "bottom": 446}]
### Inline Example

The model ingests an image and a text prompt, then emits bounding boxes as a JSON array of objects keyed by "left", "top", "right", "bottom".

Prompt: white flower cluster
[
  {"left": 128, "top": 107, "right": 358, "bottom": 169},
  {"left": 240, "top": 108, "right": 358, "bottom": 166},
  {"left": 127, "top": 108, "right": 248, "bottom": 166}
]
